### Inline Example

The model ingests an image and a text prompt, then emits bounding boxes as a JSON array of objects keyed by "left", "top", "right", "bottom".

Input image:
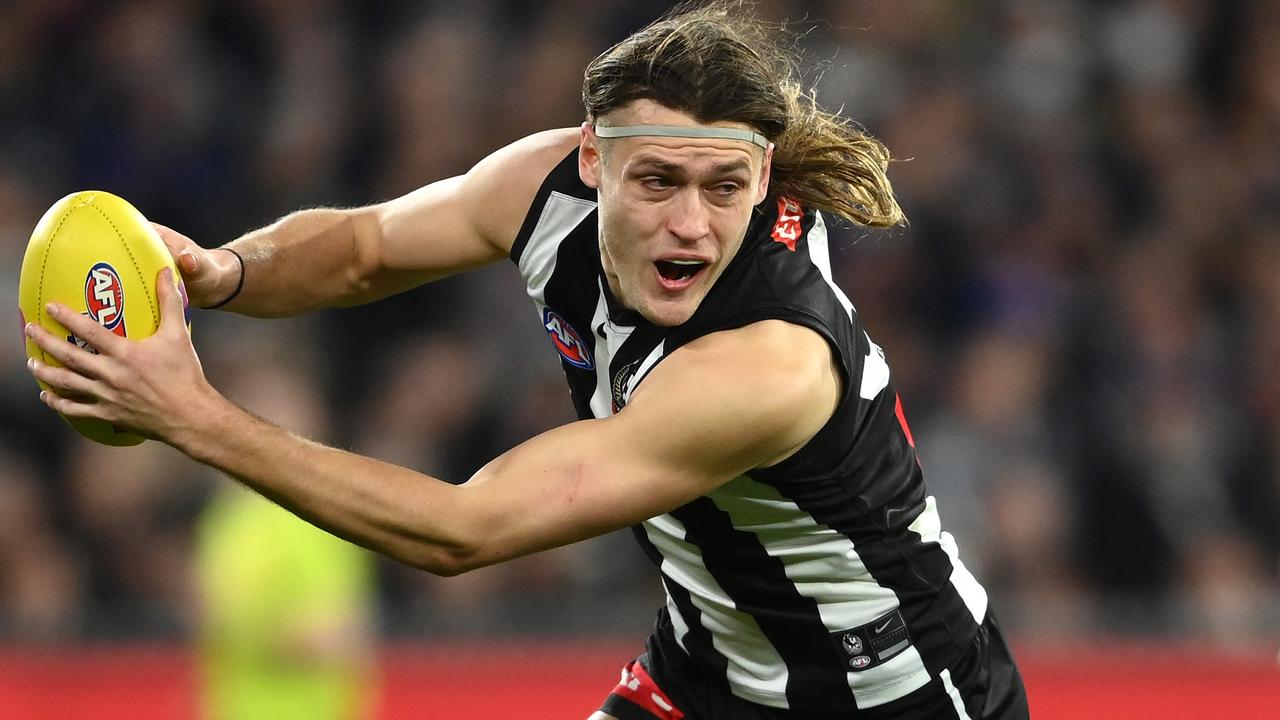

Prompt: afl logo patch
[
  {"left": 84, "top": 262, "right": 127, "bottom": 337},
  {"left": 543, "top": 308, "right": 592, "bottom": 370}
]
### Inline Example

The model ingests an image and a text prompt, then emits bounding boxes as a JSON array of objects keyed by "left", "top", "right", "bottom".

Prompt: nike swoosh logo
[{"left": 874, "top": 618, "right": 893, "bottom": 634}]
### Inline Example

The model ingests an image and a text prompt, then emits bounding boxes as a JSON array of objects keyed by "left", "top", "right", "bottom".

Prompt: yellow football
[{"left": 18, "top": 191, "right": 188, "bottom": 446}]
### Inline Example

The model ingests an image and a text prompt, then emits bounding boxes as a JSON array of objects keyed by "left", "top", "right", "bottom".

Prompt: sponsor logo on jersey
[
  {"left": 84, "top": 262, "right": 127, "bottom": 338},
  {"left": 543, "top": 308, "right": 592, "bottom": 370},
  {"left": 771, "top": 197, "right": 803, "bottom": 251},
  {"left": 832, "top": 609, "right": 912, "bottom": 673}
]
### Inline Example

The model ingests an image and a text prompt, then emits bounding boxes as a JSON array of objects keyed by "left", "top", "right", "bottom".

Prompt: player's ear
[
  {"left": 579, "top": 122, "right": 603, "bottom": 189},
  {"left": 755, "top": 142, "right": 774, "bottom": 205}
]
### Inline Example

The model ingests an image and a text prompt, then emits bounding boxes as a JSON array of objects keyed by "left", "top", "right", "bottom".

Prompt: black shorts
[{"left": 599, "top": 611, "right": 1029, "bottom": 720}]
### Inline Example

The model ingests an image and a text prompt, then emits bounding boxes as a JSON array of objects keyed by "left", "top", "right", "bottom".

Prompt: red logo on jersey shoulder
[
  {"left": 542, "top": 308, "right": 593, "bottom": 370},
  {"left": 771, "top": 197, "right": 803, "bottom": 252},
  {"left": 84, "top": 262, "right": 127, "bottom": 337}
]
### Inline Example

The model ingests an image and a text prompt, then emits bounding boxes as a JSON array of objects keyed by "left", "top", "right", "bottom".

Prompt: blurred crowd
[{"left": 0, "top": 0, "right": 1276, "bottom": 652}]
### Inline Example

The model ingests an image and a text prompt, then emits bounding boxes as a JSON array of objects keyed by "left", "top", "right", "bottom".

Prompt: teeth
[{"left": 657, "top": 259, "right": 704, "bottom": 283}]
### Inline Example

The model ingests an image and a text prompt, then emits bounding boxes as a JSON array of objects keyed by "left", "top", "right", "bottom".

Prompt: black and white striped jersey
[{"left": 510, "top": 150, "right": 991, "bottom": 714}]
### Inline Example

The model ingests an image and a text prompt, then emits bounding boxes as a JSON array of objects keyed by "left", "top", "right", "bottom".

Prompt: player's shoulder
[
  {"left": 678, "top": 319, "right": 834, "bottom": 392},
  {"left": 470, "top": 128, "right": 580, "bottom": 190},
  {"left": 465, "top": 128, "right": 582, "bottom": 250},
  {"left": 737, "top": 196, "right": 849, "bottom": 312},
  {"left": 743, "top": 195, "right": 816, "bottom": 250},
  {"left": 652, "top": 319, "right": 837, "bottom": 425},
  {"left": 636, "top": 318, "right": 841, "bottom": 467}
]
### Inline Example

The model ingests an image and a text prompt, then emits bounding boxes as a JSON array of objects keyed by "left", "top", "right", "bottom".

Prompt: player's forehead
[
  {"left": 625, "top": 147, "right": 756, "bottom": 181},
  {"left": 597, "top": 100, "right": 763, "bottom": 172}
]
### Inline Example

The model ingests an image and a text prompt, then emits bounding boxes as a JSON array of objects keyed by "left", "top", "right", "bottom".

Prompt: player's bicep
[
  {"left": 351, "top": 129, "right": 581, "bottom": 294},
  {"left": 364, "top": 176, "right": 499, "bottom": 283},
  {"left": 448, "top": 416, "right": 729, "bottom": 571}
]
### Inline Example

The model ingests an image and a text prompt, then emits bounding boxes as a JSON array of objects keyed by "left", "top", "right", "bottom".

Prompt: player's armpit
[{"left": 451, "top": 319, "right": 842, "bottom": 571}]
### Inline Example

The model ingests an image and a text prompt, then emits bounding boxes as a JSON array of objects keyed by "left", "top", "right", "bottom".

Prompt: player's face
[{"left": 579, "top": 100, "right": 773, "bottom": 327}]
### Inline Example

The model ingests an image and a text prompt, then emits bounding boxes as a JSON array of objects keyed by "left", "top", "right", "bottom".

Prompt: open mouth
[{"left": 655, "top": 259, "right": 706, "bottom": 285}]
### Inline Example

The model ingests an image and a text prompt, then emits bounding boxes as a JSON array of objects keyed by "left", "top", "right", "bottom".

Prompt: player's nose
[{"left": 666, "top": 189, "right": 711, "bottom": 243}]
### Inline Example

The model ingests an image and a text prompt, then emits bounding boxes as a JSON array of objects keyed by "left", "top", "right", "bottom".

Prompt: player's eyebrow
[
  {"left": 709, "top": 158, "right": 752, "bottom": 177},
  {"left": 630, "top": 157, "right": 683, "bottom": 174},
  {"left": 630, "top": 156, "right": 752, "bottom": 179}
]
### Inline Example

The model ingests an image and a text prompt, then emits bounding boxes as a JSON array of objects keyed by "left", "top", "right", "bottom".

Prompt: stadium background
[{"left": 0, "top": 0, "right": 1277, "bottom": 717}]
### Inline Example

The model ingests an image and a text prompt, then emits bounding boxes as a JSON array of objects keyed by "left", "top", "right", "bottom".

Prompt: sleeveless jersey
[{"left": 510, "top": 150, "right": 990, "bottom": 714}]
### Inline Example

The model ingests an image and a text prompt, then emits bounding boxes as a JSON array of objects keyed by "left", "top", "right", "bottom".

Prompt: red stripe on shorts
[{"left": 610, "top": 660, "right": 685, "bottom": 720}]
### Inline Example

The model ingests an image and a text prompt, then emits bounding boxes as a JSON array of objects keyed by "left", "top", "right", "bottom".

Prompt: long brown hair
[{"left": 582, "top": 1, "right": 904, "bottom": 228}]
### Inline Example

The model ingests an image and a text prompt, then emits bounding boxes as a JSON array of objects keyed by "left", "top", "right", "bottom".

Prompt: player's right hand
[{"left": 151, "top": 222, "right": 239, "bottom": 309}]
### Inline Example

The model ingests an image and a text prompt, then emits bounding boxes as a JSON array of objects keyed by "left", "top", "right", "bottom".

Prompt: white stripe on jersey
[
  {"left": 642, "top": 512, "right": 792, "bottom": 706},
  {"left": 909, "top": 496, "right": 989, "bottom": 624},
  {"left": 707, "top": 476, "right": 931, "bottom": 708},
  {"left": 941, "top": 668, "right": 975, "bottom": 720},
  {"left": 627, "top": 341, "right": 667, "bottom": 402},
  {"left": 664, "top": 579, "right": 692, "bottom": 653},
  {"left": 517, "top": 191, "right": 597, "bottom": 304},
  {"left": 587, "top": 284, "right": 646, "bottom": 415},
  {"left": 805, "top": 213, "right": 854, "bottom": 320},
  {"left": 860, "top": 335, "right": 891, "bottom": 401},
  {"left": 587, "top": 283, "right": 615, "bottom": 417},
  {"left": 802, "top": 213, "right": 890, "bottom": 401}
]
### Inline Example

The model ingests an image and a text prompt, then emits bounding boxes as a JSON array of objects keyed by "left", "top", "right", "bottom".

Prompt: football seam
[
  {"left": 35, "top": 206, "right": 76, "bottom": 367},
  {"left": 85, "top": 200, "right": 160, "bottom": 330}
]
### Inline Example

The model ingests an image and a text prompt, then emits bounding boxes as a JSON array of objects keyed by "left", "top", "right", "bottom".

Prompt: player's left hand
[{"left": 25, "top": 268, "right": 217, "bottom": 443}]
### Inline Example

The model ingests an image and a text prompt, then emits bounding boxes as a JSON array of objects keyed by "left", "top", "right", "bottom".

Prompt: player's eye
[
  {"left": 706, "top": 182, "right": 743, "bottom": 204},
  {"left": 642, "top": 176, "right": 675, "bottom": 191}
]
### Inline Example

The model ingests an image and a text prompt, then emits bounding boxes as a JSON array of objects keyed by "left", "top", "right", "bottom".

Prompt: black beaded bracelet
[{"left": 204, "top": 247, "right": 245, "bottom": 309}]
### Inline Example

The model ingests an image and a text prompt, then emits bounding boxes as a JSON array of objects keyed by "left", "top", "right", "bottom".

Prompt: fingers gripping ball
[{"left": 18, "top": 191, "right": 191, "bottom": 445}]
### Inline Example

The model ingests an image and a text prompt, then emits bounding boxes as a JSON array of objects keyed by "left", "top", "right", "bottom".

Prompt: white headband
[{"left": 593, "top": 124, "right": 770, "bottom": 150}]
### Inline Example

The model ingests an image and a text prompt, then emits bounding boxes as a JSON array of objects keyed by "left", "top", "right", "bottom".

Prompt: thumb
[
  {"left": 151, "top": 222, "right": 204, "bottom": 279},
  {"left": 156, "top": 268, "right": 190, "bottom": 335},
  {"left": 176, "top": 249, "right": 203, "bottom": 278}
]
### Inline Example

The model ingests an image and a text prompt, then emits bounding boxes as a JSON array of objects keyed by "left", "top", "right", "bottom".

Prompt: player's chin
[{"left": 640, "top": 294, "right": 702, "bottom": 327}]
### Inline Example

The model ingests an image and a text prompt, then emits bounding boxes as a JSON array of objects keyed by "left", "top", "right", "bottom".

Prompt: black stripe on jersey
[
  {"left": 630, "top": 525, "right": 736, "bottom": 700},
  {"left": 745, "top": 310, "right": 864, "bottom": 481},
  {"left": 606, "top": 319, "right": 669, "bottom": 408},
  {"left": 671, "top": 498, "right": 860, "bottom": 714},
  {"left": 657, "top": 574, "right": 735, "bottom": 699},
  {"left": 768, "top": 386, "right": 982, "bottom": 681},
  {"left": 510, "top": 149, "right": 586, "bottom": 265}
]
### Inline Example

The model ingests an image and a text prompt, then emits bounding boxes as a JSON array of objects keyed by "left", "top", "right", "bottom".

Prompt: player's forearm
[
  {"left": 173, "top": 394, "right": 479, "bottom": 575},
  {"left": 217, "top": 207, "right": 382, "bottom": 317}
]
